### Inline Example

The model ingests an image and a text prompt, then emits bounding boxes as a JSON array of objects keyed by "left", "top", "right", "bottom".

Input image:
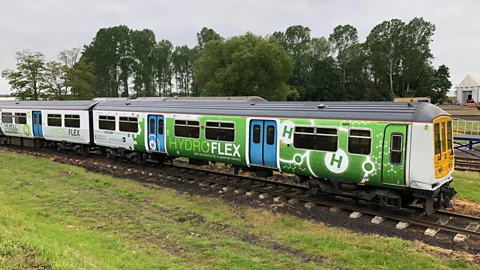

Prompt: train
[{"left": 0, "top": 97, "right": 456, "bottom": 215}]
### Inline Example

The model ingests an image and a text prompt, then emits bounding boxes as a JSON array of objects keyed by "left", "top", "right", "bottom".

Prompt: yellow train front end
[{"left": 433, "top": 116, "right": 454, "bottom": 178}]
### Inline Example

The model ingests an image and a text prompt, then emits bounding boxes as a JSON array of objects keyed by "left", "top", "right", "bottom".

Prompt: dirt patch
[{"left": 446, "top": 200, "right": 480, "bottom": 217}]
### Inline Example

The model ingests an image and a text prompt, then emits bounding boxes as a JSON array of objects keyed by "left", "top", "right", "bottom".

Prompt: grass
[
  {"left": 0, "top": 150, "right": 478, "bottom": 269},
  {"left": 452, "top": 171, "right": 480, "bottom": 203}
]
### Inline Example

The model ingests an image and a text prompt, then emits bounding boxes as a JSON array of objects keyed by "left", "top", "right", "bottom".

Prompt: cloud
[{"left": 1, "top": 0, "right": 477, "bottom": 95}]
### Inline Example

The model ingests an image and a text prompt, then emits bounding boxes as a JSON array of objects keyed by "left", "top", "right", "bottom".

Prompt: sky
[{"left": 0, "top": 0, "right": 478, "bottom": 96}]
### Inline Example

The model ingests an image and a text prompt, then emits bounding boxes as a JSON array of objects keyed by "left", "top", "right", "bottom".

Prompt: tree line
[{"left": 1, "top": 17, "right": 452, "bottom": 103}]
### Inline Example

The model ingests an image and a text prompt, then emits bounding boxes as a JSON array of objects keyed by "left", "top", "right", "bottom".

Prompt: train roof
[
  {"left": 94, "top": 99, "right": 450, "bottom": 122},
  {"left": 0, "top": 100, "right": 101, "bottom": 110},
  {"left": 134, "top": 96, "right": 267, "bottom": 102}
]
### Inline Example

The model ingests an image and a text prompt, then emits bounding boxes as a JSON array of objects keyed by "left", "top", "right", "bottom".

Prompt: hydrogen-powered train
[{"left": 0, "top": 97, "right": 456, "bottom": 215}]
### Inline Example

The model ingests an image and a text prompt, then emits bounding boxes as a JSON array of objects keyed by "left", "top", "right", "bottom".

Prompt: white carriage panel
[
  {"left": 0, "top": 108, "right": 34, "bottom": 138},
  {"left": 408, "top": 123, "right": 438, "bottom": 190},
  {"left": 93, "top": 110, "right": 147, "bottom": 151},
  {"left": 42, "top": 110, "right": 91, "bottom": 144}
]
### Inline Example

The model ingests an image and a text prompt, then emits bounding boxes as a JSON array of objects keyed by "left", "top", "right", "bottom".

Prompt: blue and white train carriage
[{"left": 0, "top": 100, "right": 100, "bottom": 151}]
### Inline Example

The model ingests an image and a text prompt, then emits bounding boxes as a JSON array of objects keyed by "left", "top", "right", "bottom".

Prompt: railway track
[
  {"left": 455, "top": 157, "right": 480, "bottom": 172},
  {"left": 1, "top": 145, "right": 480, "bottom": 244}
]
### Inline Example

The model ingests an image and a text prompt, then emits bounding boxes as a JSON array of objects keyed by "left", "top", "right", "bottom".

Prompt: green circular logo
[{"left": 23, "top": 125, "right": 30, "bottom": 136}]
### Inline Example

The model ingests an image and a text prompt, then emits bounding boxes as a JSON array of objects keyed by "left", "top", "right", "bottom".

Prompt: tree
[
  {"left": 366, "top": 19, "right": 406, "bottom": 99},
  {"left": 131, "top": 29, "right": 156, "bottom": 97},
  {"left": 65, "top": 56, "right": 96, "bottom": 100},
  {"left": 172, "top": 45, "right": 194, "bottom": 97},
  {"left": 401, "top": 17, "right": 435, "bottom": 96},
  {"left": 196, "top": 27, "right": 223, "bottom": 50},
  {"left": 329, "top": 25, "right": 359, "bottom": 93},
  {"left": 82, "top": 25, "right": 132, "bottom": 97},
  {"left": 1, "top": 50, "right": 46, "bottom": 100},
  {"left": 43, "top": 61, "right": 68, "bottom": 100},
  {"left": 271, "top": 25, "right": 312, "bottom": 100},
  {"left": 194, "top": 32, "right": 293, "bottom": 100},
  {"left": 152, "top": 39, "right": 174, "bottom": 97},
  {"left": 430, "top": 64, "right": 451, "bottom": 104}
]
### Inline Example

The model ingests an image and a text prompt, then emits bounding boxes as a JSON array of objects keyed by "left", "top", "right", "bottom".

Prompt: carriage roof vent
[
  {"left": 15, "top": 101, "right": 19, "bottom": 105},
  {"left": 250, "top": 103, "right": 255, "bottom": 105},
  {"left": 407, "top": 102, "right": 413, "bottom": 107},
  {"left": 126, "top": 101, "right": 131, "bottom": 105},
  {"left": 317, "top": 104, "right": 327, "bottom": 109}
]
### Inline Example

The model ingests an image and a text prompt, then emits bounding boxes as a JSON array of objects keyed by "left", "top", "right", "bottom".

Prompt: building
[{"left": 456, "top": 75, "right": 480, "bottom": 105}]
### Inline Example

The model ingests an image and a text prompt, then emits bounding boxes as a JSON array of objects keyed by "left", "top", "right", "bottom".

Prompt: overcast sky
[{"left": 0, "top": 0, "right": 478, "bottom": 96}]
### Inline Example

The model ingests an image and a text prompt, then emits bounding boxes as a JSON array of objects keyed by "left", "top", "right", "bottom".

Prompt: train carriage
[{"left": 0, "top": 100, "right": 100, "bottom": 150}]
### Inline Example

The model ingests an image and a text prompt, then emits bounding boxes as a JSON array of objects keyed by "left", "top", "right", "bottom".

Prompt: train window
[
  {"left": 390, "top": 134, "right": 403, "bottom": 164},
  {"left": 174, "top": 120, "right": 199, "bottom": 139},
  {"left": 99, "top": 115, "right": 116, "bottom": 131},
  {"left": 64, "top": 115, "right": 80, "bottom": 128},
  {"left": 158, "top": 119, "right": 164, "bottom": 135},
  {"left": 119, "top": 117, "right": 138, "bottom": 133},
  {"left": 205, "top": 121, "right": 234, "bottom": 142},
  {"left": 149, "top": 119, "right": 155, "bottom": 134},
  {"left": 447, "top": 121, "right": 452, "bottom": 151},
  {"left": 348, "top": 129, "right": 371, "bottom": 155},
  {"left": 47, "top": 114, "right": 62, "bottom": 127},
  {"left": 294, "top": 126, "right": 337, "bottom": 152},
  {"left": 266, "top": 125, "right": 275, "bottom": 145},
  {"left": 253, "top": 125, "right": 261, "bottom": 143},
  {"left": 441, "top": 122, "right": 447, "bottom": 152},
  {"left": 1, "top": 112, "right": 13, "bottom": 124},
  {"left": 434, "top": 123, "right": 441, "bottom": 156},
  {"left": 14, "top": 113, "right": 27, "bottom": 124}
]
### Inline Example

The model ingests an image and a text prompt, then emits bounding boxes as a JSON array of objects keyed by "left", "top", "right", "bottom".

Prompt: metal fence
[{"left": 452, "top": 118, "right": 480, "bottom": 135}]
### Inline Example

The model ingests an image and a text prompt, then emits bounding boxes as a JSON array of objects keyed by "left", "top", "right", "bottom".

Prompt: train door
[
  {"left": 382, "top": 125, "right": 407, "bottom": 185},
  {"left": 32, "top": 111, "right": 43, "bottom": 137},
  {"left": 433, "top": 116, "right": 453, "bottom": 178},
  {"left": 147, "top": 115, "right": 165, "bottom": 152},
  {"left": 249, "top": 119, "right": 277, "bottom": 168}
]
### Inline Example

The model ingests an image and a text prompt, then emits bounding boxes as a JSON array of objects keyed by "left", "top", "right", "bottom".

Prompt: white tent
[{"left": 456, "top": 75, "right": 480, "bottom": 104}]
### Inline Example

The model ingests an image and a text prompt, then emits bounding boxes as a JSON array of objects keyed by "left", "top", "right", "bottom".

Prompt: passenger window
[
  {"left": 14, "top": 113, "right": 27, "bottom": 124},
  {"left": 294, "top": 126, "right": 337, "bottom": 152},
  {"left": 1, "top": 112, "right": 12, "bottom": 124},
  {"left": 158, "top": 119, "right": 164, "bottom": 135},
  {"left": 348, "top": 129, "right": 371, "bottom": 155},
  {"left": 433, "top": 123, "right": 441, "bottom": 156},
  {"left": 253, "top": 125, "right": 261, "bottom": 143},
  {"left": 447, "top": 121, "right": 452, "bottom": 151},
  {"left": 64, "top": 115, "right": 80, "bottom": 128},
  {"left": 174, "top": 120, "right": 199, "bottom": 139},
  {"left": 441, "top": 122, "right": 447, "bottom": 152},
  {"left": 99, "top": 115, "right": 116, "bottom": 131},
  {"left": 390, "top": 134, "right": 403, "bottom": 164},
  {"left": 47, "top": 114, "right": 62, "bottom": 127},
  {"left": 266, "top": 125, "right": 275, "bottom": 145},
  {"left": 119, "top": 117, "right": 138, "bottom": 133},
  {"left": 205, "top": 121, "right": 234, "bottom": 142},
  {"left": 149, "top": 118, "right": 155, "bottom": 134}
]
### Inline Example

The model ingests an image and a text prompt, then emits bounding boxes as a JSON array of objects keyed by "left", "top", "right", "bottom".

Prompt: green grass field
[
  {"left": 451, "top": 171, "right": 480, "bottom": 203},
  {"left": 0, "top": 150, "right": 478, "bottom": 269}
]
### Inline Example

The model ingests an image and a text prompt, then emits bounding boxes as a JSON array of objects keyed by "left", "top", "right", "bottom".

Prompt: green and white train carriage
[
  {"left": 0, "top": 100, "right": 100, "bottom": 151},
  {"left": 92, "top": 98, "right": 456, "bottom": 214}
]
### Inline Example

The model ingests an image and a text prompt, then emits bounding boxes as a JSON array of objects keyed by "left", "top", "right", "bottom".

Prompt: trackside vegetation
[
  {"left": 0, "top": 150, "right": 477, "bottom": 269},
  {"left": 451, "top": 171, "right": 480, "bottom": 203}
]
